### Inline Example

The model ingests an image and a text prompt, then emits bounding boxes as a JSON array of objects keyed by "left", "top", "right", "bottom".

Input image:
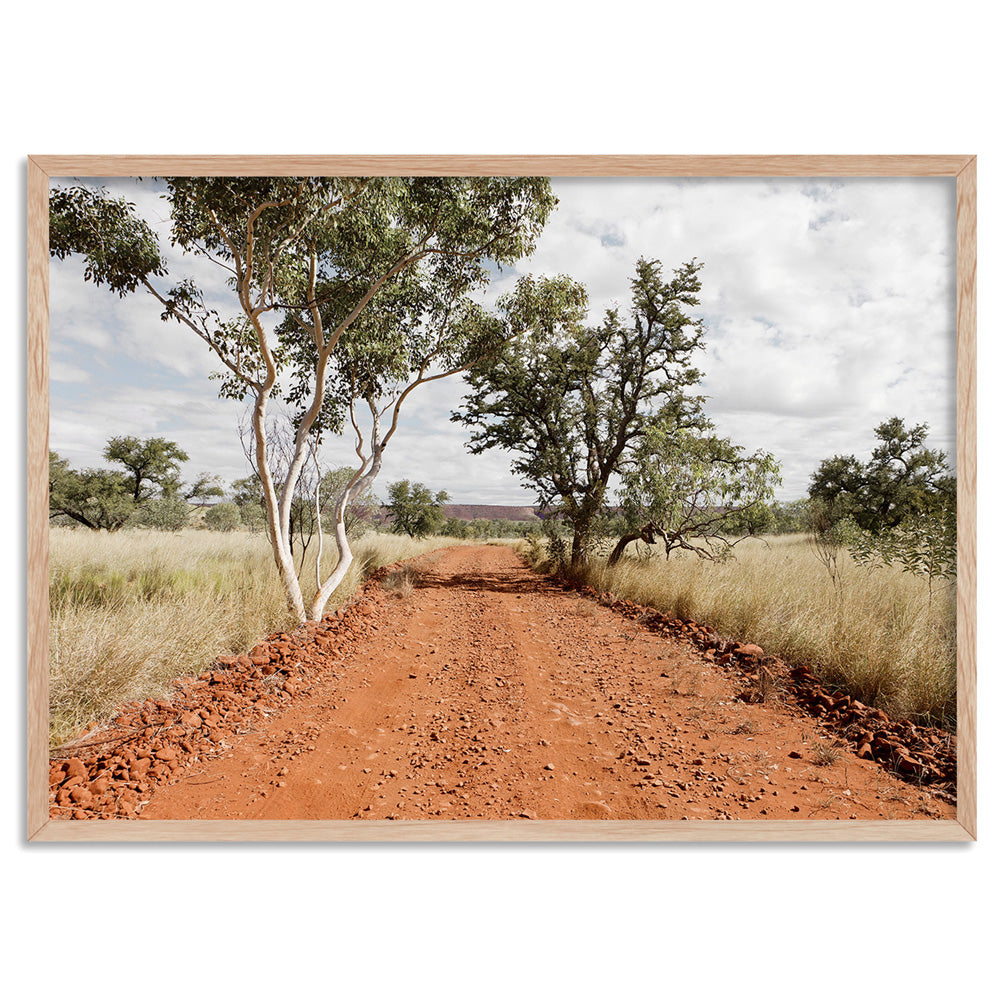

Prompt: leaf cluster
[
  {"left": 49, "top": 185, "right": 166, "bottom": 296},
  {"left": 616, "top": 423, "right": 780, "bottom": 562}
]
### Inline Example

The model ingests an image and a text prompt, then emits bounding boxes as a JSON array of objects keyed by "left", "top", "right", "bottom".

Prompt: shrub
[
  {"left": 204, "top": 502, "right": 241, "bottom": 532},
  {"left": 130, "top": 496, "right": 189, "bottom": 532}
]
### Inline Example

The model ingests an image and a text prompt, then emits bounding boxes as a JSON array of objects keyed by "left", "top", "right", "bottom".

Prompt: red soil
[{"left": 50, "top": 545, "right": 955, "bottom": 823}]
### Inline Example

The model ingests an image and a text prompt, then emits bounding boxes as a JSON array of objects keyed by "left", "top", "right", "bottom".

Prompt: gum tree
[{"left": 50, "top": 176, "right": 556, "bottom": 621}]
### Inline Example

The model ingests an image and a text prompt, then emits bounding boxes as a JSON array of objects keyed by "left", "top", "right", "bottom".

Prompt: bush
[
  {"left": 238, "top": 502, "right": 266, "bottom": 532},
  {"left": 204, "top": 502, "right": 241, "bottom": 532},
  {"left": 130, "top": 497, "right": 189, "bottom": 532}
]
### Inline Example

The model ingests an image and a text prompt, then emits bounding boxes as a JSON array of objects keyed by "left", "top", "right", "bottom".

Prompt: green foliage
[
  {"left": 442, "top": 516, "right": 471, "bottom": 539},
  {"left": 612, "top": 423, "right": 780, "bottom": 564},
  {"left": 457, "top": 258, "right": 708, "bottom": 565},
  {"left": 767, "top": 498, "right": 812, "bottom": 534},
  {"left": 50, "top": 437, "right": 207, "bottom": 532},
  {"left": 104, "top": 435, "right": 190, "bottom": 502},
  {"left": 51, "top": 176, "right": 557, "bottom": 431},
  {"left": 184, "top": 472, "right": 224, "bottom": 503},
  {"left": 49, "top": 185, "right": 166, "bottom": 296},
  {"left": 49, "top": 451, "right": 135, "bottom": 531},
  {"left": 230, "top": 476, "right": 266, "bottom": 532},
  {"left": 129, "top": 496, "right": 190, "bottom": 532},
  {"left": 204, "top": 502, "right": 242, "bottom": 532},
  {"left": 845, "top": 505, "right": 957, "bottom": 585},
  {"left": 385, "top": 480, "right": 449, "bottom": 538},
  {"left": 238, "top": 503, "right": 266, "bottom": 532},
  {"left": 809, "top": 417, "right": 954, "bottom": 535}
]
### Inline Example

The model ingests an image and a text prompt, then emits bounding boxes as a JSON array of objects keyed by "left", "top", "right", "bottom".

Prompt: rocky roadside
[
  {"left": 557, "top": 576, "right": 957, "bottom": 802},
  {"left": 47, "top": 568, "right": 397, "bottom": 820}
]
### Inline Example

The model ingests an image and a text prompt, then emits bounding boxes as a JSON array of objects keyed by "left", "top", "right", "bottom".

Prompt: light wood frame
[{"left": 26, "top": 155, "right": 977, "bottom": 842}]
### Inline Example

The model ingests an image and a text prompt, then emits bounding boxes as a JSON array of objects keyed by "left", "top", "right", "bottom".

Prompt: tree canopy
[
  {"left": 610, "top": 423, "right": 780, "bottom": 564},
  {"left": 808, "top": 417, "right": 957, "bottom": 592},
  {"left": 49, "top": 452, "right": 134, "bottom": 531},
  {"left": 49, "top": 437, "right": 203, "bottom": 532},
  {"left": 103, "top": 435, "right": 189, "bottom": 502},
  {"left": 808, "top": 417, "right": 954, "bottom": 535}
]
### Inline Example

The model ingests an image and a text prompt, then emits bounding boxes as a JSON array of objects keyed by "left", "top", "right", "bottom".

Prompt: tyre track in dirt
[{"left": 136, "top": 545, "right": 953, "bottom": 823}]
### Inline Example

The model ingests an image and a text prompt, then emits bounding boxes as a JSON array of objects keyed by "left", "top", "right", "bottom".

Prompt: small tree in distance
[
  {"left": 386, "top": 480, "right": 449, "bottom": 538},
  {"left": 103, "top": 436, "right": 189, "bottom": 503},
  {"left": 49, "top": 452, "right": 134, "bottom": 531},
  {"left": 131, "top": 496, "right": 190, "bottom": 532}
]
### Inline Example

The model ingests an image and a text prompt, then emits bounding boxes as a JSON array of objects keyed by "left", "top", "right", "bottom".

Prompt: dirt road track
[{"left": 137, "top": 545, "right": 951, "bottom": 823}]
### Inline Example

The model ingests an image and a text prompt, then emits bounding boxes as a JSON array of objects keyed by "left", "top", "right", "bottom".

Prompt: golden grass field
[
  {"left": 540, "top": 533, "right": 957, "bottom": 729},
  {"left": 48, "top": 527, "right": 466, "bottom": 748}
]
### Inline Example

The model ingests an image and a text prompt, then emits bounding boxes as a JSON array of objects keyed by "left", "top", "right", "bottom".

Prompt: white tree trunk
[
  {"left": 308, "top": 439, "right": 385, "bottom": 620},
  {"left": 308, "top": 503, "right": 355, "bottom": 620},
  {"left": 252, "top": 392, "right": 307, "bottom": 622}
]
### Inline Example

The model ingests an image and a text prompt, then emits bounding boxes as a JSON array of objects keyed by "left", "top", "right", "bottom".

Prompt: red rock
[
  {"left": 736, "top": 643, "right": 764, "bottom": 658},
  {"left": 64, "top": 757, "right": 88, "bottom": 786},
  {"left": 69, "top": 786, "right": 93, "bottom": 805}
]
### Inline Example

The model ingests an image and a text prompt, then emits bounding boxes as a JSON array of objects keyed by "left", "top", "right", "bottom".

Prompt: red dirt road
[{"left": 137, "top": 545, "right": 952, "bottom": 823}]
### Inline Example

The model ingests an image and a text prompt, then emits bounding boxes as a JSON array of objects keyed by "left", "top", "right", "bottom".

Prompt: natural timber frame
[{"left": 26, "top": 155, "right": 976, "bottom": 842}]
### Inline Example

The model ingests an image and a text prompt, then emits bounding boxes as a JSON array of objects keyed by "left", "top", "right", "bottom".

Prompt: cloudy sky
[{"left": 48, "top": 175, "right": 957, "bottom": 505}]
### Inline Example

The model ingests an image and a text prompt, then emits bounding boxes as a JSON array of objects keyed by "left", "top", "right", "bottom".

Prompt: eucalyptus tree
[
  {"left": 456, "top": 258, "right": 707, "bottom": 566},
  {"left": 50, "top": 176, "right": 556, "bottom": 620}
]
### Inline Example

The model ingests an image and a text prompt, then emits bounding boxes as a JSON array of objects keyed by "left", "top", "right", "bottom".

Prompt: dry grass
[
  {"left": 380, "top": 565, "right": 418, "bottom": 599},
  {"left": 536, "top": 534, "right": 956, "bottom": 729},
  {"left": 48, "top": 527, "right": 465, "bottom": 748},
  {"left": 810, "top": 740, "right": 842, "bottom": 766}
]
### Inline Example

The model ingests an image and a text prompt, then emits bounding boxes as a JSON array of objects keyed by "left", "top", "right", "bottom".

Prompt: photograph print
[{"left": 32, "top": 160, "right": 972, "bottom": 839}]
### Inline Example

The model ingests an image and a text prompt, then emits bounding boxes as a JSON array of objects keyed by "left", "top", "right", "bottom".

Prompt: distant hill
[
  {"left": 374, "top": 503, "right": 543, "bottom": 524},
  {"left": 442, "top": 504, "right": 541, "bottom": 522}
]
